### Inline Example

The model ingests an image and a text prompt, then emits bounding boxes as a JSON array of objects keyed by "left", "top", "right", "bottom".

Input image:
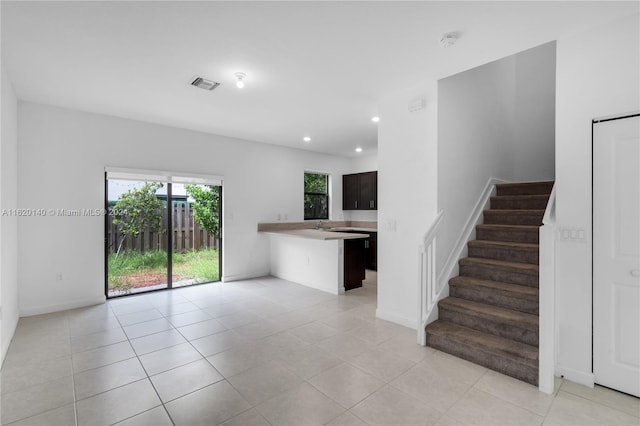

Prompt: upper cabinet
[{"left": 343, "top": 171, "right": 377, "bottom": 210}]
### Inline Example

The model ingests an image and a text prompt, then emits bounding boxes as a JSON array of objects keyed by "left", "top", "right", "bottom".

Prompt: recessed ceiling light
[
  {"left": 234, "top": 72, "right": 246, "bottom": 89},
  {"left": 355, "top": 147, "right": 363, "bottom": 153},
  {"left": 303, "top": 137, "right": 311, "bottom": 143},
  {"left": 371, "top": 116, "right": 380, "bottom": 123}
]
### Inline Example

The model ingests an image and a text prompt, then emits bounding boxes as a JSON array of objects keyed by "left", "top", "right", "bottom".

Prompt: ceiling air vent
[{"left": 191, "top": 77, "right": 221, "bottom": 91}]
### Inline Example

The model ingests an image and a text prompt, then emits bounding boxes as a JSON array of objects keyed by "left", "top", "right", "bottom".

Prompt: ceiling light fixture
[
  {"left": 303, "top": 136, "right": 311, "bottom": 143},
  {"left": 371, "top": 116, "right": 380, "bottom": 123},
  {"left": 355, "top": 147, "right": 363, "bottom": 153},
  {"left": 234, "top": 72, "right": 246, "bottom": 89},
  {"left": 439, "top": 32, "right": 459, "bottom": 48}
]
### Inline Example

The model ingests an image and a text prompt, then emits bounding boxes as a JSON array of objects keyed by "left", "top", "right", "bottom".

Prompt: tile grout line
[
  {"left": 471, "top": 373, "right": 565, "bottom": 421},
  {"left": 129, "top": 340, "right": 176, "bottom": 426},
  {"left": 123, "top": 306, "right": 175, "bottom": 426},
  {"left": 435, "top": 366, "right": 490, "bottom": 423},
  {"left": 78, "top": 303, "right": 166, "bottom": 425},
  {"left": 552, "top": 387, "right": 640, "bottom": 420},
  {"left": 540, "top": 381, "right": 562, "bottom": 420},
  {"left": 118, "top": 293, "right": 252, "bottom": 425},
  {"left": 67, "top": 316, "right": 80, "bottom": 426}
]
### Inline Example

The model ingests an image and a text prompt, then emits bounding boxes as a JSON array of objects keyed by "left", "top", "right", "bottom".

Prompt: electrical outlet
[{"left": 55, "top": 273, "right": 63, "bottom": 281}]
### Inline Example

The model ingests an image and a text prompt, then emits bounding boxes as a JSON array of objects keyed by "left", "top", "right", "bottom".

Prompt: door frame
[
  {"left": 591, "top": 112, "right": 640, "bottom": 389},
  {"left": 104, "top": 173, "right": 223, "bottom": 299}
]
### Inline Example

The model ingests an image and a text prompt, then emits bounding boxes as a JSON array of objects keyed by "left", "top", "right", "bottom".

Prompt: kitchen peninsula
[{"left": 258, "top": 221, "right": 376, "bottom": 294}]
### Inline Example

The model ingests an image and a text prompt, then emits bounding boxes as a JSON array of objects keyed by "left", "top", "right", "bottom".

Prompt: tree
[
  {"left": 112, "top": 182, "right": 164, "bottom": 256},
  {"left": 304, "top": 173, "right": 328, "bottom": 220},
  {"left": 185, "top": 184, "right": 220, "bottom": 237},
  {"left": 304, "top": 173, "right": 327, "bottom": 194}
]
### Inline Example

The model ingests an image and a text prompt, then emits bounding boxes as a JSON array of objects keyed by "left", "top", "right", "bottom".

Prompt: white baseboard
[
  {"left": 222, "top": 270, "right": 269, "bottom": 283},
  {"left": 555, "top": 364, "right": 595, "bottom": 388},
  {"left": 376, "top": 308, "right": 418, "bottom": 330},
  {"left": 20, "top": 295, "right": 107, "bottom": 317}
]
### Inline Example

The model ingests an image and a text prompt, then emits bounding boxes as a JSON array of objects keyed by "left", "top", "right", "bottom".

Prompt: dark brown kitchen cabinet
[
  {"left": 343, "top": 174, "right": 360, "bottom": 210},
  {"left": 366, "top": 231, "right": 377, "bottom": 270},
  {"left": 338, "top": 230, "right": 377, "bottom": 272},
  {"left": 342, "top": 171, "right": 377, "bottom": 210},
  {"left": 344, "top": 238, "right": 366, "bottom": 290}
]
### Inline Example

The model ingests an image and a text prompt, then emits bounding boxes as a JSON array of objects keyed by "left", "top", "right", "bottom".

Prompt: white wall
[
  {"left": 377, "top": 82, "right": 438, "bottom": 328},
  {"left": 17, "top": 102, "right": 357, "bottom": 315},
  {"left": 349, "top": 153, "right": 378, "bottom": 174},
  {"left": 1, "top": 64, "right": 19, "bottom": 363},
  {"left": 514, "top": 44, "right": 556, "bottom": 181},
  {"left": 555, "top": 14, "right": 639, "bottom": 386},
  {"left": 437, "top": 42, "right": 556, "bottom": 271}
]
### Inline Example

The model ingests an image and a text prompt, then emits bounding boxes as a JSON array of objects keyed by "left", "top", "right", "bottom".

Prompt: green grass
[
  {"left": 173, "top": 249, "right": 220, "bottom": 283},
  {"left": 108, "top": 249, "right": 219, "bottom": 291},
  {"left": 109, "top": 250, "right": 167, "bottom": 274}
]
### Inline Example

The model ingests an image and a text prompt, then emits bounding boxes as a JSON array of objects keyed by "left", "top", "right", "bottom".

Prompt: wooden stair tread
[
  {"left": 477, "top": 224, "right": 539, "bottom": 230},
  {"left": 439, "top": 297, "right": 538, "bottom": 329},
  {"left": 491, "top": 194, "right": 550, "bottom": 201},
  {"left": 490, "top": 194, "right": 550, "bottom": 210},
  {"left": 496, "top": 181, "right": 554, "bottom": 189},
  {"left": 484, "top": 209, "right": 545, "bottom": 215},
  {"left": 426, "top": 321, "right": 538, "bottom": 364},
  {"left": 459, "top": 257, "right": 539, "bottom": 274},
  {"left": 468, "top": 240, "right": 539, "bottom": 250},
  {"left": 450, "top": 276, "right": 539, "bottom": 297}
]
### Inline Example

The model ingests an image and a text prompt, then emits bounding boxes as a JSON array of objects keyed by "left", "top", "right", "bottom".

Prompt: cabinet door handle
[
  {"left": 370, "top": 200, "right": 373, "bottom": 208},
  {"left": 355, "top": 201, "right": 358, "bottom": 209}
]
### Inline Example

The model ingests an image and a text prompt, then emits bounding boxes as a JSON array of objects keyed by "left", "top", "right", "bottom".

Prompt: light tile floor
[{"left": 1, "top": 272, "right": 639, "bottom": 425}]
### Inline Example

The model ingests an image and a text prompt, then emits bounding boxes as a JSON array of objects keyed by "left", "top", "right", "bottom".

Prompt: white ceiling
[{"left": 2, "top": 1, "right": 638, "bottom": 157}]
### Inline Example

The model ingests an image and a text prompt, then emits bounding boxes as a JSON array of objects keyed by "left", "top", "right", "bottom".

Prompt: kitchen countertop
[
  {"left": 262, "top": 229, "right": 370, "bottom": 240},
  {"left": 327, "top": 227, "right": 377, "bottom": 233}
]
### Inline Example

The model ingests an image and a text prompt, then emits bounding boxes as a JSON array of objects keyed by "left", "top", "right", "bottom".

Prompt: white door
[{"left": 593, "top": 114, "right": 640, "bottom": 397}]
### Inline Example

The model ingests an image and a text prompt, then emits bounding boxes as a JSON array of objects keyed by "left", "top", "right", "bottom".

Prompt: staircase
[{"left": 425, "top": 181, "right": 553, "bottom": 386}]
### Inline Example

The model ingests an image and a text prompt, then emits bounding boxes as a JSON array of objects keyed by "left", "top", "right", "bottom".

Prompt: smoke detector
[
  {"left": 439, "top": 32, "right": 459, "bottom": 48},
  {"left": 191, "top": 77, "right": 221, "bottom": 91}
]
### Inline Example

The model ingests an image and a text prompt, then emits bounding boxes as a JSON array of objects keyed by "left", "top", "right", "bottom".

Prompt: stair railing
[
  {"left": 419, "top": 177, "right": 508, "bottom": 345},
  {"left": 539, "top": 183, "right": 557, "bottom": 394},
  {"left": 418, "top": 210, "right": 443, "bottom": 345}
]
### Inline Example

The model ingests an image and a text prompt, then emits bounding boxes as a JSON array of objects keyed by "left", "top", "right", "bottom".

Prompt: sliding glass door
[
  {"left": 171, "top": 184, "right": 221, "bottom": 288},
  {"left": 106, "top": 173, "right": 222, "bottom": 298},
  {"left": 106, "top": 179, "right": 169, "bottom": 296}
]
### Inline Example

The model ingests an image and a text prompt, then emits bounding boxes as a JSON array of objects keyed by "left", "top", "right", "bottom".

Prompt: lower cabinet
[
  {"left": 366, "top": 232, "right": 377, "bottom": 271},
  {"left": 344, "top": 238, "right": 366, "bottom": 291},
  {"left": 342, "top": 230, "right": 378, "bottom": 291}
]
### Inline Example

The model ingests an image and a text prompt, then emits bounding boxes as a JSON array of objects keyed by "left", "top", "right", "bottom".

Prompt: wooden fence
[{"left": 107, "top": 202, "right": 219, "bottom": 254}]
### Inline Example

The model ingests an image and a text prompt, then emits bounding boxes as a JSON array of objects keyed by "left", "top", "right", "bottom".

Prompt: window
[{"left": 304, "top": 172, "right": 329, "bottom": 220}]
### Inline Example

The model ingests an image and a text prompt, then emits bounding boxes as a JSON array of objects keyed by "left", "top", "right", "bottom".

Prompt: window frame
[{"left": 304, "top": 171, "right": 330, "bottom": 220}]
